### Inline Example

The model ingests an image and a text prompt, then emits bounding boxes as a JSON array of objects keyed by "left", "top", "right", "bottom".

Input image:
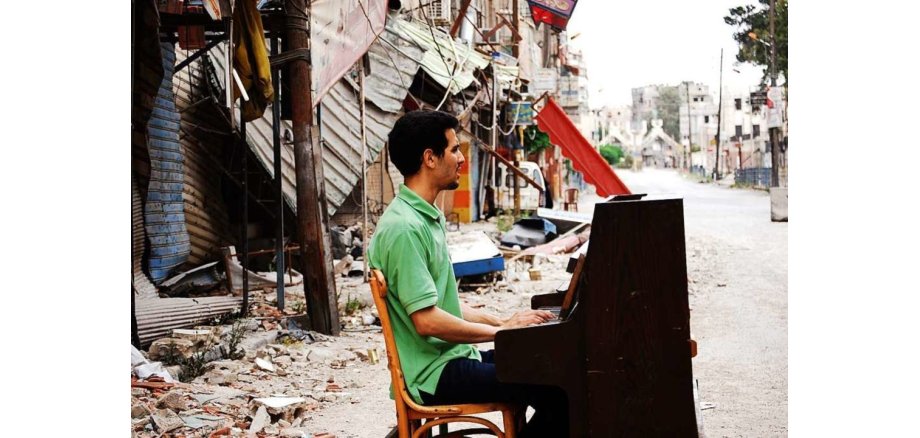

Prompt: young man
[{"left": 368, "top": 110, "right": 568, "bottom": 437}]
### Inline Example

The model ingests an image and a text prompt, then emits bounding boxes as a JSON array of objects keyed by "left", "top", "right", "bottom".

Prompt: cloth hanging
[{"left": 232, "top": 0, "right": 274, "bottom": 122}]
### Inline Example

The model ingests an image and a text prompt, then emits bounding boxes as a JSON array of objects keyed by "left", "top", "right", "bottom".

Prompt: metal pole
[
  {"left": 271, "top": 32, "right": 285, "bottom": 310},
  {"left": 686, "top": 81, "right": 692, "bottom": 171},
  {"left": 513, "top": 125, "right": 521, "bottom": 217},
  {"left": 715, "top": 49, "right": 723, "bottom": 180},
  {"left": 240, "top": 118, "right": 249, "bottom": 315},
  {"left": 360, "top": 61, "right": 369, "bottom": 283},
  {"left": 769, "top": 0, "right": 781, "bottom": 187},
  {"left": 512, "top": 0, "right": 520, "bottom": 59},
  {"left": 286, "top": 0, "right": 339, "bottom": 335},
  {"left": 491, "top": 59, "right": 498, "bottom": 210}
]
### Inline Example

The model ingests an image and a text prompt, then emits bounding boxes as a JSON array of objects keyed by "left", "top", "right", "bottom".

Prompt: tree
[
  {"left": 599, "top": 144, "right": 625, "bottom": 165},
  {"left": 725, "top": 0, "right": 788, "bottom": 85},
  {"left": 656, "top": 86, "right": 682, "bottom": 142}
]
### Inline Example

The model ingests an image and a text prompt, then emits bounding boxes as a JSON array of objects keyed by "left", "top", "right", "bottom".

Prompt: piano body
[{"left": 495, "top": 195, "right": 699, "bottom": 436}]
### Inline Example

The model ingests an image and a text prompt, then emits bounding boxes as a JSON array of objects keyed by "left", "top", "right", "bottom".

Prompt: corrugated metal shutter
[
  {"left": 173, "top": 51, "right": 235, "bottom": 266},
  {"left": 145, "top": 42, "right": 191, "bottom": 283},
  {"left": 133, "top": 177, "right": 159, "bottom": 299}
]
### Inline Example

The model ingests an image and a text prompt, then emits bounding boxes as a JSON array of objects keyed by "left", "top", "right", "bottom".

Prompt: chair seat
[
  {"left": 369, "top": 269, "right": 520, "bottom": 438},
  {"left": 406, "top": 402, "right": 520, "bottom": 420}
]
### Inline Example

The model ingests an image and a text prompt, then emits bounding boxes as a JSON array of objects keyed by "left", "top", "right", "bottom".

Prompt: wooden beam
[
  {"left": 449, "top": 0, "right": 473, "bottom": 38},
  {"left": 286, "top": 0, "right": 340, "bottom": 335},
  {"left": 476, "top": 142, "right": 543, "bottom": 192}
]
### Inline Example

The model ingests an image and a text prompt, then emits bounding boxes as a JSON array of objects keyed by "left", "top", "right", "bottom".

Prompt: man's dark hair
[{"left": 387, "top": 110, "right": 460, "bottom": 177}]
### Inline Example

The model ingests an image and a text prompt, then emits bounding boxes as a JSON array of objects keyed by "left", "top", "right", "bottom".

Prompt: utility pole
[
  {"left": 685, "top": 81, "right": 692, "bottom": 171},
  {"left": 715, "top": 49, "right": 723, "bottom": 180},
  {"left": 512, "top": 0, "right": 520, "bottom": 59},
  {"left": 271, "top": 31, "right": 285, "bottom": 311},
  {"left": 768, "top": 0, "right": 781, "bottom": 187},
  {"left": 286, "top": 0, "right": 340, "bottom": 335},
  {"left": 512, "top": 0, "right": 521, "bottom": 217}
]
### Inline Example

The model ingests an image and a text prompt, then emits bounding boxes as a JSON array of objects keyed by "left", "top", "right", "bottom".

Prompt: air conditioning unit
[{"left": 425, "top": 0, "right": 452, "bottom": 25}]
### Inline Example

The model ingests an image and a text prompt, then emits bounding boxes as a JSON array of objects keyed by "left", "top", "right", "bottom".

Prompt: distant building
[{"left": 678, "top": 82, "right": 719, "bottom": 172}]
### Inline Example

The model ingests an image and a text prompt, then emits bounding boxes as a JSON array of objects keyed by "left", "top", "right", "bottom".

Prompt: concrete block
[
  {"left": 148, "top": 338, "right": 196, "bottom": 361},
  {"left": 770, "top": 187, "right": 788, "bottom": 222}
]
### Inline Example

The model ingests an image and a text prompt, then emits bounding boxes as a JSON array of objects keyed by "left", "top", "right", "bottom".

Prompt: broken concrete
[
  {"left": 150, "top": 408, "right": 184, "bottom": 433},
  {"left": 248, "top": 405, "right": 270, "bottom": 436},
  {"left": 156, "top": 390, "right": 188, "bottom": 412},
  {"left": 148, "top": 338, "right": 197, "bottom": 361},
  {"left": 173, "top": 328, "right": 220, "bottom": 349}
]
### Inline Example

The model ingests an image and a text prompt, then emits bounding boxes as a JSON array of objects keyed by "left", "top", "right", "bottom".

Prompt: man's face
[{"left": 432, "top": 128, "right": 465, "bottom": 190}]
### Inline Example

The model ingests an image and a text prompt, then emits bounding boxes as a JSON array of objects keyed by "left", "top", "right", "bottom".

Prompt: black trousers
[{"left": 421, "top": 350, "right": 569, "bottom": 437}]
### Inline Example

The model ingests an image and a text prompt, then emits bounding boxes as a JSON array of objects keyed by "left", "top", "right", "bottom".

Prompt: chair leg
[{"left": 502, "top": 408, "right": 517, "bottom": 438}]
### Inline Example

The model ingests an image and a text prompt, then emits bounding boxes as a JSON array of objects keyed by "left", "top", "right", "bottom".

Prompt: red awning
[{"left": 535, "top": 98, "right": 631, "bottom": 197}]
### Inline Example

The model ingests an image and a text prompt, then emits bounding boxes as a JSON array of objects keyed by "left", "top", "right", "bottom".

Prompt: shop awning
[{"left": 535, "top": 97, "right": 631, "bottom": 197}]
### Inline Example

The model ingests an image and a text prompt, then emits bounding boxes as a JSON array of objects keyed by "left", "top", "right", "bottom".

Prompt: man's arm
[
  {"left": 411, "top": 306, "right": 499, "bottom": 343},
  {"left": 460, "top": 302, "right": 502, "bottom": 326},
  {"left": 412, "top": 305, "right": 556, "bottom": 343},
  {"left": 461, "top": 302, "right": 556, "bottom": 328}
]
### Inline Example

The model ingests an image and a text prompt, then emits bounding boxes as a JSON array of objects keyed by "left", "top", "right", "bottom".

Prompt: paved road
[{"left": 584, "top": 168, "right": 788, "bottom": 437}]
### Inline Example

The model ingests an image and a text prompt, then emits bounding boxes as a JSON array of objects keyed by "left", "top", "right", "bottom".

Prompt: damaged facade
[{"left": 132, "top": 0, "right": 614, "bottom": 360}]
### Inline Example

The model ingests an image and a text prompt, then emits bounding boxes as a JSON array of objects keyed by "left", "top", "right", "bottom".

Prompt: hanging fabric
[{"left": 232, "top": 0, "right": 274, "bottom": 122}]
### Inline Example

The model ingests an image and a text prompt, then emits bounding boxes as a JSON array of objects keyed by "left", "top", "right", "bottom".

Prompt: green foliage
[
  {"left": 523, "top": 125, "right": 551, "bottom": 155},
  {"left": 160, "top": 342, "right": 183, "bottom": 367},
  {"left": 656, "top": 86, "right": 682, "bottom": 141},
  {"left": 219, "top": 319, "right": 247, "bottom": 360},
  {"left": 599, "top": 144, "right": 625, "bottom": 165},
  {"left": 178, "top": 348, "right": 208, "bottom": 382},
  {"left": 345, "top": 294, "right": 362, "bottom": 315},
  {"left": 725, "top": 0, "right": 788, "bottom": 84}
]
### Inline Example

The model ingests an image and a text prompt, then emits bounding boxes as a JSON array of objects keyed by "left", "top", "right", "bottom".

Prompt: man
[{"left": 368, "top": 110, "right": 568, "bottom": 437}]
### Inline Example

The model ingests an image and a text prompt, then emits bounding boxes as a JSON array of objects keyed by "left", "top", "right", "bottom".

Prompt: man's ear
[{"left": 422, "top": 148, "right": 435, "bottom": 169}]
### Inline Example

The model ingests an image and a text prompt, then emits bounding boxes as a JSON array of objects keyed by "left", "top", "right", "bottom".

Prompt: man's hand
[{"left": 500, "top": 309, "right": 556, "bottom": 329}]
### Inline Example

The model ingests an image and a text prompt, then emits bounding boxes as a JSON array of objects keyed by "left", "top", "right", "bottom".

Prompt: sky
[{"left": 565, "top": 0, "right": 768, "bottom": 108}]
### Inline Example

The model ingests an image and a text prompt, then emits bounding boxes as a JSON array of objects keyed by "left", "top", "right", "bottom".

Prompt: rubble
[
  {"left": 148, "top": 338, "right": 197, "bottom": 361},
  {"left": 156, "top": 390, "right": 189, "bottom": 412},
  {"left": 248, "top": 405, "right": 270, "bottom": 435},
  {"left": 150, "top": 408, "right": 184, "bottom": 433}
]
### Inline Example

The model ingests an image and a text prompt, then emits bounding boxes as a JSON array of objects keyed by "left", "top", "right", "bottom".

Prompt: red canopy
[{"left": 535, "top": 97, "right": 631, "bottom": 197}]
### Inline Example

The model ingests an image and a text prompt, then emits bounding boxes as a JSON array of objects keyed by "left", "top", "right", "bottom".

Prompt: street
[{"left": 611, "top": 169, "right": 788, "bottom": 437}]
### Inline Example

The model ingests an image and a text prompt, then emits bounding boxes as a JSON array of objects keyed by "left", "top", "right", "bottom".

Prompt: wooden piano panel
[{"left": 583, "top": 198, "right": 697, "bottom": 436}]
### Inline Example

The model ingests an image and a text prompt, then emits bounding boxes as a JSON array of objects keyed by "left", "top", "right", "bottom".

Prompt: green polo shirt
[{"left": 368, "top": 184, "right": 480, "bottom": 404}]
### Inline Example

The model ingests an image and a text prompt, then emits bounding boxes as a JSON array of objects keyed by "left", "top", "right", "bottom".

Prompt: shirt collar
[{"left": 397, "top": 184, "right": 442, "bottom": 221}]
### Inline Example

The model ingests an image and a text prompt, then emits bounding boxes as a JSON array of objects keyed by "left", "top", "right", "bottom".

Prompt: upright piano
[{"left": 494, "top": 195, "right": 699, "bottom": 437}]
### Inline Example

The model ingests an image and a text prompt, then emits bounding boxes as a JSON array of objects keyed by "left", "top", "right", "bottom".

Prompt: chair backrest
[
  {"left": 564, "top": 188, "right": 579, "bottom": 203},
  {"left": 369, "top": 269, "right": 415, "bottom": 413}
]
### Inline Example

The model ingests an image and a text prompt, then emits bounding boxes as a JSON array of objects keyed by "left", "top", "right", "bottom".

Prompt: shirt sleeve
[{"left": 388, "top": 228, "right": 438, "bottom": 315}]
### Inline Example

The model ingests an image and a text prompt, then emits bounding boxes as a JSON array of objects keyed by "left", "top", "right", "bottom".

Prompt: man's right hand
[{"left": 500, "top": 310, "right": 556, "bottom": 329}]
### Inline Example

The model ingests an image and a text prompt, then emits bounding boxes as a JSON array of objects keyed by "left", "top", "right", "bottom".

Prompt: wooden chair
[
  {"left": 369, "top": 269, "right": 520, "bottom": 438},
  {"left": 563, "top": 188, "right": 579, "bottom": 212}
]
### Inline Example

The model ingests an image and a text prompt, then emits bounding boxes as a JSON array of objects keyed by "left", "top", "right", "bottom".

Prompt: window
[
  {"left": 495, "top": 167, "right": 503, "bottom": 187},
  {"left": 735, "top": 125, "right": 743, "bottom": 138},
  {"left": 734, "top": 99, "right": 742, "bottom": 110},
  {"left": 704, "top": 115, "right": 710, "bottom": 123},
  {"left": 753, "top": 125, "right": 761, "bottom": 138}
]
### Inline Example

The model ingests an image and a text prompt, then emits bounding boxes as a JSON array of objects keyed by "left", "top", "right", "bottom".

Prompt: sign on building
[
  {"left": 750, "top": 90, "right": 767, "bottom": 106},
  {"left": 531, "top": 68, "right": 557, "bottom": 95},
  {"left": 504, "top": 102, "right": 534, "bottom": 126},
  {"left": 558, "top": 75, "right": 580, "bottom": 107},
  {"left": 766, "top": 86, "right": 784, "bottom": 129}
]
